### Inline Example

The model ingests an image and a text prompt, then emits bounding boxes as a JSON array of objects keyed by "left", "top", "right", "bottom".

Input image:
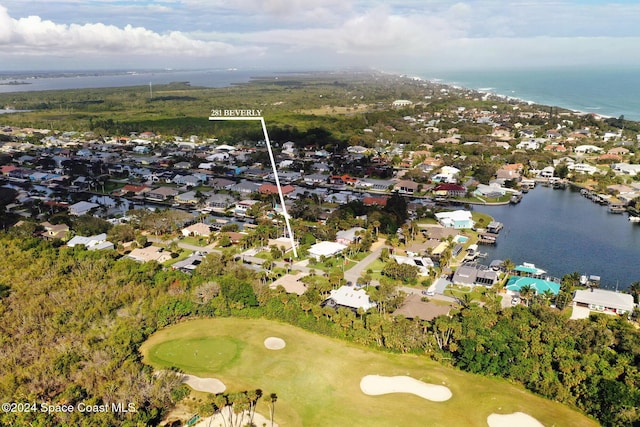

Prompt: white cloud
[{"left": 0, "top": 5, "right": 261, "bottom": 59}]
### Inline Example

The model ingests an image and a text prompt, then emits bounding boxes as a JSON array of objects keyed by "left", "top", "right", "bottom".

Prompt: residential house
[
  {"left": 433, "top": 183, "right": 466, "bottom": 198},
  {"left": 516, "top": 138, "right": 545, "bottom": 150},
  {"left": 434, "top": 210, "right": 474, "bottom": 229},
  {"left": 495, "top": 163, "right": 523, "bottom": 182},
  {"left": 574, "top": 144, "right": 603, "bottom": 154},
  {"left": 209, "top": 177, "right": 235, "bottom": 190},
  {"left": 363, "top": 196, "right": 388, "bottom": 207},
  {"left": 392, "top": 255, "right": 434, "bottom": 276},
  {"left": 452, "top": 263, "right": 499, "bottom": 287},
  {"left": 204, "top": 193, "right": 236, "bottom": 212},
  {"left": 612, "top": 163, "right": 640, "bottom": 177},
  {"left": 394, "top": 179, "right": 420, "bottom": 194},
  {"left": 118, "top": 184, "right": 151, "bottom": 197},
  {"left": 127, "top": 246, "right": 173, "bottom": 263},
  {"left": 40, "top": 221, "right": 70, "bottom": 240},
  {"left": 308, "top": 241, "right": 347, "bottom": 260},
  {"left": 229, "top": 180, "right": 261, "bottom": 195},
  {"left": 234, "top": 199, "right": 261, "bottom": 217},
  {"left": 573, "top": 288, "right": 634, "bottom": 317},
  {"left": 568, "top": 163, "right": 599, "bottom": 175},
  {"left": 323, "top": 285, "right": 376, "bottom": 312},
  {"left": 69, "top": 201, "right": 100, "bottom": 216},
  {"left": 335, "top": 227, "right": 365, "bottom": 246},
  {"left": 329, "top": 174, "right": 358, "bottom": 186},
  {"left": 174, "top": 190, "right": 200, "bottom": 205},
  {"left": 181, "top": 222, "right": 212, "bottom": 237},
  {"left": 259, "top": 183, "right": 295, "bottom": 196},
  {"left": 303, "top": 173, "right": 328, "bottom": 186},
  {"left": 66, "top": 233, "right": 114, "bottom": 251},
  {"left": 146, "top": 186, "right": 180, "bottom": 201},
  {"left": 171, "top": 254, "right": 204, "bottom": 274}
]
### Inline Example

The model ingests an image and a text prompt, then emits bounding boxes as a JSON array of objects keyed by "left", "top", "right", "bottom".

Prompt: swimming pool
[{"left": 454, "top": 236, "right": 469, "bottom": 243}]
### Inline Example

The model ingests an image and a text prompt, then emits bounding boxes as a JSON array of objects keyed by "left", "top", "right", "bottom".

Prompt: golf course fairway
[{"left": 140, "top": 318, "right": 598, "bottom": 427}]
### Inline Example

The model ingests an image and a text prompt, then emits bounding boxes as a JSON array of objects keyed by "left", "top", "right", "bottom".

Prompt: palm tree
[
  {"left": 519, "top": 284, "right": 534, "bottom": 307},
  {"left": 268, "top": 393, "right": 278, "bottom": 427},
  {"left": 501, "top": 259, "right": 515, "bottom": 274},
  {"left": 626, "top": 281, "right": 640, "bottom": 304}
]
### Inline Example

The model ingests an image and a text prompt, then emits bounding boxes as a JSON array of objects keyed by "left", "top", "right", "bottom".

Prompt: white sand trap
[
  {"left": 264, "top": 336, "right": 286, "bottom": 350},
  {"left": 180, "top": 374, "right": 226, "bottom": 394},
  {"left": 194, "top": 407, "right": 277, "bottom": 427},
  {"left": 487, "top": 412, "right": 544, "bottom": 427},
  {"left": 360, "top": 375, "right": 452, "bottom": 402}
]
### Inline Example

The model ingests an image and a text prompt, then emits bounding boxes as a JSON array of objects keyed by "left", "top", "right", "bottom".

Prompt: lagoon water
[{"left": 476, "top": 186, "right": 640, "bottom": 290}]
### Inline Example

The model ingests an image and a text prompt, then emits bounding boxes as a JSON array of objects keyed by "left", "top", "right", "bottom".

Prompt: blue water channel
[{"left": 475, "top": 185, "right": 640, "bottom": 290}]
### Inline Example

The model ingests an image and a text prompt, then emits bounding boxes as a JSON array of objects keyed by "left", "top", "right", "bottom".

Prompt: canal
[{"left": 475, "top": 185, "right": 640, "bottom": 290}]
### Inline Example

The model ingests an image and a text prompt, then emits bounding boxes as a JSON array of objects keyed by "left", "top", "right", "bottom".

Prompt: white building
[
  {"left": 308, "top": 241, "right": 347, "bottom": 260},
  {"left": 611, "top": 163, "right": 640, "bottom": 177},
  {"left": 573, "top": 288, "right": 634, "bottom": 317},
  {"left": 324, "top": 286, "right": 376, "bottom": 311},
  {"left": 568, "top": 163, "right": 599, "bottom": 175}
]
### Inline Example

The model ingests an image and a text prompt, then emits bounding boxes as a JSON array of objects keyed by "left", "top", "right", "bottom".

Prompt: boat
[
  {"left": 608, "top": 204, "right": 626, "bottom": 214},
  {"left": 629, "top": 216, "right": 640, "bottom": 223},
  {"left": 552, "top": 181, "right": 566, "bottom": 190},
  {"left": 509, "top": 193, "right": 523, "bottom": 204}
]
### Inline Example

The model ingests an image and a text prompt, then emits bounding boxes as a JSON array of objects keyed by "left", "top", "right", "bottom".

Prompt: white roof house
[
  {"left": 568, "top": 163, "right": 599, "bottom": 175},
  {"left": 612, "top": 163, "right": 640, "bottom": 177},
  {"left": 325, "top": 286, "right": 376, "bottom": 311},
  {"left": 68, "top": 201, "right": 100, "bottom": 216},
  {"left": 67, "top": 233, "right": 114, "bottom": 251},
  {"left": 573, "top": 288, "right": 634, "bottom": 316},
  {"left": 574, "top": 144, "right": 603, "bottom": 154},
  {"left": 392, "top": 255, "right": 434, "bottom": 276},
  {"left": 308, "top": 241, "right": 347, "bottom": 260}
]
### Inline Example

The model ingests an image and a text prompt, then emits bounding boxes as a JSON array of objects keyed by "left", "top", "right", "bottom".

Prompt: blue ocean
[{"left": 422, "top": 66, "right": 640, "bottom": 122}]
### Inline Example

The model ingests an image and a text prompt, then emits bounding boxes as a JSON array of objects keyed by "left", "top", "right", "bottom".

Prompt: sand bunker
[
  {"left": 487, "top": 412, "right": 544, "bottom": 427},
  {"left": 264, "top": 336, "right": 286, "bottom": 350},
  {"left": 181, "top": 374, "right": 226, "bottom": 394},
  {"left": 360, "top": 375, "right": 452, "bottom": 402},
  {"left": 194, "top": 407, "right": 277, "bottom": 427}
]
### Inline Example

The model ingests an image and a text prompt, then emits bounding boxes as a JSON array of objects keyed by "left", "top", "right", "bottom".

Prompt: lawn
[{"left": 140, "top": 318, "right": 598, "bottom": 427}]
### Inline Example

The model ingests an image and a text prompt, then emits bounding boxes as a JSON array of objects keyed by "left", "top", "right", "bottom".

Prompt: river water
[{"left": 475, "top": 185, "right": 640, "bottom": 290}]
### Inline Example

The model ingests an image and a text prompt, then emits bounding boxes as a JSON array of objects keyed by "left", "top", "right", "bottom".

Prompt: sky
[{"left": 2, "top": 0, "right": 640, "bottom": 72}]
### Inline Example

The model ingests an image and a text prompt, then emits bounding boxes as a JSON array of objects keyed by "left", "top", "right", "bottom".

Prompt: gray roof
[{"left": 573, "top": 289, "right": 634, "bottom": 312}]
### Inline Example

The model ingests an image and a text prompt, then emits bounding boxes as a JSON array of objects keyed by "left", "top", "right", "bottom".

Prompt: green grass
[{"left": 140, "top": 318, "right": 598, "bottom": 427}]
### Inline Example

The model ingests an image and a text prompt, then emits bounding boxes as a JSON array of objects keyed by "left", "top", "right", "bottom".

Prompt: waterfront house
[
  {"left": 568, "top": 163, "right": 599, "bottom": 175},
  {"left": 234, "top": 199, "right": 261, "bottom": 217},
  {"left": 434, "top": 210, "right": 474, "bottom": 229},
  {"left": 452, "top": 263, "right": 499, "bottom": 287},
  {"left": 572, "top": 288, "right": 634, "bottom": 317},
  {"left": 259, "top": 183, "right": 295, "bottom": 196},
  {"left": 204, "top": 193, "right": 235, "bottom": 212},
  {"left": 433, "top": 183, "right": 466, "bottom": 198},
  {"left": 69, "top": 201, "right": 100, "bottom": 216},
  {"left": 146, "top": 186, "right": 180, "bottom": 201},
  {"left": 394, "top": 179, "right": 420, "bottom": 194},
  {"left": 611, "top": 163, "right": 640, "bottom": 177},
  {"left": 174, "top": 190, "right": 200, "bottom": 205},
  {"left": 505, "top": 276, "right": 560, "bottom": 295}
]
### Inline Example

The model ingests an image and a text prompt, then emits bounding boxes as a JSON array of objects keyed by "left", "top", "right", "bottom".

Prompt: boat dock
[{"left": 478, "top": 233, "right": 498, "bottom": 245}]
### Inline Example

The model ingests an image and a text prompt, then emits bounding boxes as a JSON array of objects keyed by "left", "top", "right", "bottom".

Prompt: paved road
[{"left": 344, "top": 243, "right": 385, "bottom": 284}]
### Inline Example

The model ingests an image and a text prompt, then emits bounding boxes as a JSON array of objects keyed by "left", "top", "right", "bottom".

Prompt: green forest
[{"left": 0, "top": 233, "right": 639, "bottom": 426}]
